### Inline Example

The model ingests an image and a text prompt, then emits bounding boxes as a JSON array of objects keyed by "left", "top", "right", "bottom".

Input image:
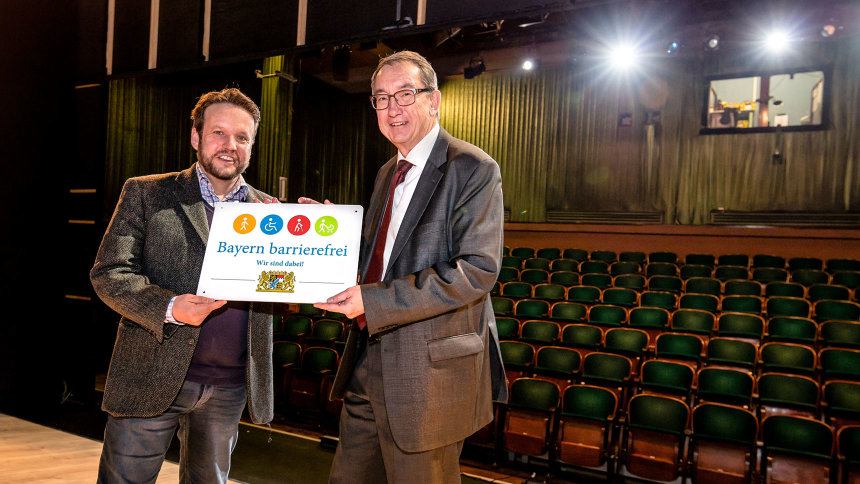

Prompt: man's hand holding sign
[{"left": 297, "top": 196, "right": 365, "bottom": 319}]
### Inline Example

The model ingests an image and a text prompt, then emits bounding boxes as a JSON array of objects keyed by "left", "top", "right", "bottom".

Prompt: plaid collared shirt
[
  {"left": 165, "top": 163, "right": 250, "bottom": 323},
  {"left": 196, "top": 162, "right": 249, "bottom": 206}
]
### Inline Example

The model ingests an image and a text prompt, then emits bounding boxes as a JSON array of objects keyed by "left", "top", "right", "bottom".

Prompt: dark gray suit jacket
[
  {"left": 330, "top": 128, "right": 508, "bottom": 452},
  {"left": 90, "top": 165, "right": 274, "bottom": 424}
]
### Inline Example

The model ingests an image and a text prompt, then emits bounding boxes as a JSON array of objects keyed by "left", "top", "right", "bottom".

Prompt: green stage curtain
[
  {"left": 256, "top": 55, "right": 295, "bottom": 199},
  {"left": 103, "top": 66, "right": 262, "bottom": 220},
  {"left": 286, "top": 73, "right": 393, "bottom": 206},
  {"left": 104, "top": 76, "right": 196, "bottom": 219},
  {"left": 103, "top": 40, "right": 858, "bottom": 225},
  {"left": 438, "top": 38, "right": 859, "bottom": 224}
]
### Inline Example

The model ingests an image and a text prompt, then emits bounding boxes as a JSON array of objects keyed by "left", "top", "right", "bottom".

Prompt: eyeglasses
[{"left": 370, "top": 87, "right": 434, "bottom": 110}]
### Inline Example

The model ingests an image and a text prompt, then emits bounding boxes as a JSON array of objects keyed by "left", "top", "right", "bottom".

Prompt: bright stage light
[
  {"left": 521, "top": 58, "right": 536, "bottom": 71},
  {"left": 608, "top": 43, "right": 638, "bottom": 70},
  {"left": 764, "top": 29, "right": 791, "bottom": 53}
]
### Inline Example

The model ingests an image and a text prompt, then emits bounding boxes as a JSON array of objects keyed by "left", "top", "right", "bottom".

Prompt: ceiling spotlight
[
  {"left": 521, "top": 58, "right": 536, "bottom": 71},
  {"left": 764, "top": 29, "right": 791, "bottom": 54},
  {"left": 608, "top": 43, "right": 638, "bottom": 70},
  {"left": 666, "top": 41, "right": 680, "bottom": 55},
  {"left": 518, "top": 12, "right": 549, "bottom": 28},
  {"left": 464, "top": 57, "right": 486, "bottom": 79},
  {"left": 704, "top": 34, "right": 720, "bottom": 51}
]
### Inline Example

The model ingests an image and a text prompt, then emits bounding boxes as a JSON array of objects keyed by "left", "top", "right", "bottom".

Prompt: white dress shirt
[{"left": 381, "top": 122, "right": 440, "bottom": 276}]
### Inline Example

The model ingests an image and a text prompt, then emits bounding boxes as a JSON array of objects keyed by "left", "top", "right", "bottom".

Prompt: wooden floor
[{"left": 0, "top": 413, "right": 241, "bottom": 483}]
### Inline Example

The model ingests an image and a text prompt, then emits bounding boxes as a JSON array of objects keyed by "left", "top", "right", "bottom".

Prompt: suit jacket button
[{"left": 187, "top": 338, "right": 195, "bottom": 345}]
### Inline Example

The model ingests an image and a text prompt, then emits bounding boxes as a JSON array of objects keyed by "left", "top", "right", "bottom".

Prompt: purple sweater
[{"left": 185, "top": 204, "right": 249, "bottom": 385}]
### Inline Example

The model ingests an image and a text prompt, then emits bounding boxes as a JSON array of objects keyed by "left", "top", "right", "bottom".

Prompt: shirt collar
[
  {"left": 195, "top": 162, "right": 248, "bottom": 206},
  {"left": 397, "top": 122, "right": 439, "bottom": 169}
]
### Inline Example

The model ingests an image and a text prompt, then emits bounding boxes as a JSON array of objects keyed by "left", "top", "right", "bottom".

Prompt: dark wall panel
[
  {"left": 157, "top": 0, "right": 204, "bottom": 69},
  {"left": 306, "top": 0, "right": 408, "bottom": 46},
  {"left": 73, "top": 85, "right": 106, "bottom": 185},
  {"left": 112, "top": 0, "right": 150, "bottom": 73},
  {"left": 210, "top": 0, "right": 298, "bottom": 61},
  {"left": 77, "top": 0, "right": 108, "bottom": 82},
  {"left": 426, "top": 0, "right": 567, "bottom": 25},
  {"left": 1, "top": 0, "right": 76, "bottom": 413}
]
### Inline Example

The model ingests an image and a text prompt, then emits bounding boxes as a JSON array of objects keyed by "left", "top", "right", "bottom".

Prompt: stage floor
[
  {"left": 0, "top": 407, "right": 537, "bottom": 483},
  {"left": 0, "top": 413, "right": 242, "bottom": 483}
]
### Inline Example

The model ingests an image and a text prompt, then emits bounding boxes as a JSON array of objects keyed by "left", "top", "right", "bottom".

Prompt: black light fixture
[
  {"left": 704, "top": 33, "right": 720, "bottom": 51},
  {"left": 332, "top": 45, "right": 350, "bottom": 82},
  {"left": 464, "top": 57, "right": 486, "bottom": 79}
]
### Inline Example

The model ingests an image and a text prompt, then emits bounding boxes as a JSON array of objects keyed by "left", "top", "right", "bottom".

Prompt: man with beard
[{"left": 90, "top": 88, "right": 277, "bottom": 483}]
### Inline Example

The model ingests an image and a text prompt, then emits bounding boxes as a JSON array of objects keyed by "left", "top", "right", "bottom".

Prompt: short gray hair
[{"left": 370, "top": 51, "right": 438, "bottom": 92}]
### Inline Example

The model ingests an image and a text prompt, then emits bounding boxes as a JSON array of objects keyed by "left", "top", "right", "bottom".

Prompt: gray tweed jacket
[
  {"left": 90, "top": 165, "right": 274, "bottom": 423},
  {"left": 331, "top": 129, "right": 508, "bottom": 452}
]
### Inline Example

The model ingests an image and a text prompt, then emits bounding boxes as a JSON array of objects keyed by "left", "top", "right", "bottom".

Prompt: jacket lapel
[
  {"left": 359, "top": 157, "right": 396, "bottom": 281},
  {"left": 385, "top": 130, "right": 450, "bottom": 273},
  {"left": 175, "top": 166, "right": 209, "bottom": 245}
]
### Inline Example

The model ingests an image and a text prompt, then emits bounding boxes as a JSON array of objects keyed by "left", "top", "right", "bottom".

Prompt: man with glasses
[{"left": 308, "top": 50, "right": 507, "bottom": 483}]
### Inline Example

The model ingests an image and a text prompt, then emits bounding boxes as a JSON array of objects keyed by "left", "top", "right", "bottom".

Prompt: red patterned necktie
[{"left": 356, "top": 159, "right": 413, "bottom": 329}]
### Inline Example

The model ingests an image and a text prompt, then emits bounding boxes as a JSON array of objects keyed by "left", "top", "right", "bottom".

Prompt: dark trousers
[
  {"left": 328, "top": 342, "right": 463, "bottom": 484},
  {"left": 98, "top": 380, "right": 246, "bottom": 484}
]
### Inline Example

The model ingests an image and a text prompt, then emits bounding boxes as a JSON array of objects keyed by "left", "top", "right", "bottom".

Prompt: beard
[{"left": 197, "top": 149, "right": 249, "bottom": 181}]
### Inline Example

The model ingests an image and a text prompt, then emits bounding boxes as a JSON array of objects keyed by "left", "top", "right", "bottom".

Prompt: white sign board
[{"left": 197, "top": 202, "right": 363, "bottom": 303}]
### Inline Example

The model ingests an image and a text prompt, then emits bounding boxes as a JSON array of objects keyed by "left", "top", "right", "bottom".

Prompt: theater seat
[
  {"left": 760, "top": 415, "right": 834, "bottom": 484},
  {"left": 279, "top": 314, "right": 312, "bottom": 343},
  {"left": 499, "top": 340, "right": 535, "bottom": 385},
  {"left": 520, "top": 320, "right": 560, "bottom": 346},
  {"left": 272, "top": 340, "right": 302, "bottom": 413},
  {"left": 556, "top": 384, "right": 618, "bottom": 470},
  {"left": 717, "top": 312, "right": 764, "bottom": 347},
  {"left": 502, "top": 378, "right": 560, "bottom": 458},
  {"left": 654, "top": 332, "right": 704, "bottom": 371},
  {"left": 559, "top": 323, "right": 603, "bottom": 357},
  {"left": 823, "top": 380, "right": 860, "bottom": 432},
  {"left": 695, "top": 367, "right": 755, "bottom": 409},
  {"left": 638, "top": 359, "right": 694, "bottom": 401},
  {"left": 723, "top": 279, "right": 762, "bottom": 296},
  {"left": 581, "top": 351, "right": 633, "bottom": 403},
  {"left": 532, "top": 345, "right": 581, "bottom": 389},
  {"left": 837, "top": 425, "right": 860, "bottom": 484},
  {"left": 756, "top": 372, "right": 819, "bottom": 420},
  {"left": 623, "top": 394, "right": 690, "bottom": 482},
  {"left": 536, "top": 247, "right": 562, "bottom": 260},
  {"left": 628, "top": 307, "right": 670, "bottom": 348},
  {"left": 287, "top": 346, "right": 339, "bottom": 416},
  {"left": 690, "top": 402, "right": 758, "bottom": 484},
  {"left": 718, "top": 254, "right": 750, "bottom": 268},
  {"left": 303, "top": 318, "right": 344, "bottom": 348}
]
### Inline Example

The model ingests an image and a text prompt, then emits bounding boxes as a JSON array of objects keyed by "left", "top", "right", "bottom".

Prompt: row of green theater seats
[
  {"left": 497, "top": 263, "right": 860, "bottom": 290},
  {"left": 271, "top": 305, "right": 348, "bottom": 428},
  {"left": 502, "top": 247, "right": 860, "bottom": 272},
  {"left": 271, "top": 338, "right": 343, "bottom": 429},
  {"left": 502, "top": 255, "right": 860, "bottom": 276},
  {"left": 498, "top": 323, "right": 860, "bottom": 381},
  {"left": 497, "top": 312, "right": 860, "bottom": 351},
  {"left": 468, "top": 372, "right": 860, "bottom": 483},
  {"left": 494, "top": 280, "right": 860, "bottom": 308},
  {"left": 492, "top": 294, "right": 860, "bottom": 325}
]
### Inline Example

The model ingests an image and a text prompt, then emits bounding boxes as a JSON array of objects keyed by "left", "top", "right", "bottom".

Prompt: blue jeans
[{"left": 98, "top": 380, "right": 247, "bottom": 484}]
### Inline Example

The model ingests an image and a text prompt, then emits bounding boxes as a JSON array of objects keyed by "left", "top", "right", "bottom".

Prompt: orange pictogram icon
[{"left": 234, "top": 214, "right": 256, "bottom": 234}]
